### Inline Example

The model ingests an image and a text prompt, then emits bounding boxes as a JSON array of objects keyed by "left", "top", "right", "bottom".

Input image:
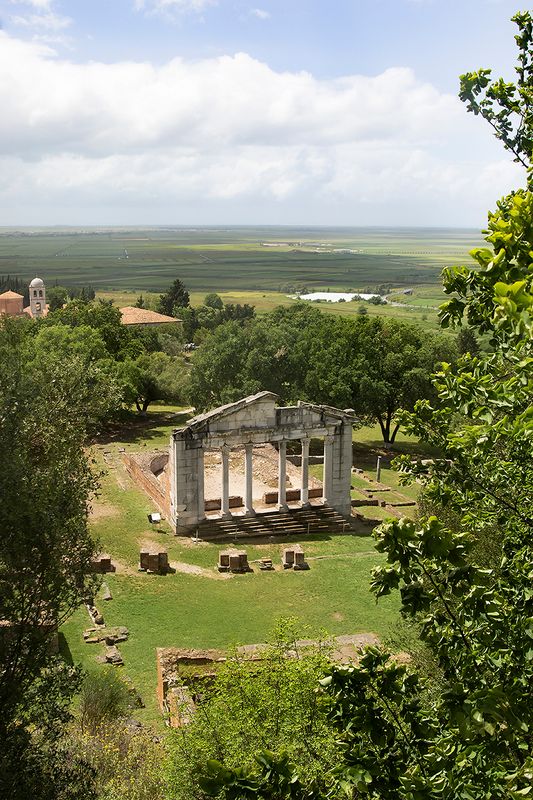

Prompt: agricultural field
[
  {"left": 0, "top": 225, "right": 482, "bottom": 293},
  {"left": 61, "top": 405, "right": 430, "bottom": 726}
]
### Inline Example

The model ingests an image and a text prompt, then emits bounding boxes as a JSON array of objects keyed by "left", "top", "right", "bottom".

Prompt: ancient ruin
[
  {"left": 169, "top": 391, "right": 356, "bottom": 531},
  {"left": 139, "top": 550, "right": 171, "bottom": 574}
]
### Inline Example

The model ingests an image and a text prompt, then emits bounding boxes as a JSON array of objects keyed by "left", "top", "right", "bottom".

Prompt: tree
[
  {"left": 305, "top": 316, "right": 457, "bottom": 443},
  {"left": 197, "top": 13, "right": 533, "bottom": 799},
  {"left": 456, "top": 325, "right": 479, "bottom": 356},
  {"left": 45, "top": 299, "right": 131, "bottom": 358},
  {"left": 0, "top": 317, "right": 100, "bottom": 799},
  {"left": 204, "top": 292, "right": 224, "bottom": 310},
  {"left": 188, "top": 307, "right": 453, "bottom": 442},
  {"left": 135, "top": 294, "right": 146, "bottom": 309},
  {"left": 158, "top": 278, "right": 190, "bottom": 316},
  {"left": 120, "top": 351, "right": 187, "bottom": 412},
  {"left": 46, "top": 285, "right": 68, "bottom": 312}
]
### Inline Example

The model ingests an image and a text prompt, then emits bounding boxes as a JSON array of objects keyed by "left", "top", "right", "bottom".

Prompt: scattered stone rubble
[
  {"left": 218, "top": 549, "right": 252, "bottom": 573},
  {"left": 87, "top": 604, "right": 105, "bottom": 626},
  {"left": 139, "top": 550, "right": 172, "bottom": 574},
  {"left": 282, "top": 545, "right": 309, "bottom": 570},
  {"left": 90, "top": 554, "right": 116, "bottom": 574},
  {"left": 83, "top": 625, "right": 129, "bottom": 645}
]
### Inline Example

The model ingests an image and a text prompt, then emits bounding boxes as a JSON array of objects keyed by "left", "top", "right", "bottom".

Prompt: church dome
[{"left": 29, "top": 277, "right": 44, "bottom": 289}]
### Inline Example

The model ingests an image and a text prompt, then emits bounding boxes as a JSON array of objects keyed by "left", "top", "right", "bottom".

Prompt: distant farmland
[{"left": 0, "top": 226, "right": 483, "bottom": 293}]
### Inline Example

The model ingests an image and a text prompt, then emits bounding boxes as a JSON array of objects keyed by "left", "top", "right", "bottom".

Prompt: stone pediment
[{"left": 175, "top": 391, "right": 279, "bottom": 438}]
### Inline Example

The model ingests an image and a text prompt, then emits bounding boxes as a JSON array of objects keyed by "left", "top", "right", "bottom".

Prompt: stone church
[{"left": 0, "top": 276, "right": 49, "bottom": 319}]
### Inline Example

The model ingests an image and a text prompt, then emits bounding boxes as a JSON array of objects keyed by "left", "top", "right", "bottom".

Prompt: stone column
[
  {"left": 323, "top": 434, "right": 334, "bottom": 504},
  {"left": 301, "top": 437, "right": 310, "bottom": 506},
  {"left": 170, "top": 434, "right": 205, "bottom": 531},
  {"left": 328, "top": 422, "right": 354, "bottom": 517},
  {"left": 244, "top": 443, "right": 255, "bottom": 515},
  {"left": 221, "top": 445, "right": 231, "bottom": 517},
  {"left": 278, "top": 440, "right": 288, "bottom": 510}
]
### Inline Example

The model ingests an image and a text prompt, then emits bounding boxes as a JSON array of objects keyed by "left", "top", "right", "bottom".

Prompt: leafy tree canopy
[
  {"left": 188, "top": 306, "right": 455, "bottom": 443},
  {"left": 0, "top": 317, "right": 100, "bottom": 799},
  {"left": 158, "top": 278, "right": 190, "bottom": 316}
]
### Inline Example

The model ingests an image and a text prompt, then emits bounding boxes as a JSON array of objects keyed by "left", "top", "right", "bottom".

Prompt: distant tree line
[{"left": 0, "top": 275, "right": 29, "bottom": 305}]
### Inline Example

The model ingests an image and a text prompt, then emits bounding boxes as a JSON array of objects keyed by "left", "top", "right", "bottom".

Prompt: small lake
[{"left": 291, "top": 292, "right": 382, "bottom": 303}]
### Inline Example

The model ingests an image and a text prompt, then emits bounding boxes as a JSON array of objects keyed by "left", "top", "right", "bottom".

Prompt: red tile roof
[{"left": 119, "top": 306, "right": 181, "bottom": 326}]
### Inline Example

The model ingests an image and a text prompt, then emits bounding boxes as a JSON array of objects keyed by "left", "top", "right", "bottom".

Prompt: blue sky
[{"left": 0, "top": 0, "right": 526, "bottom": 226}]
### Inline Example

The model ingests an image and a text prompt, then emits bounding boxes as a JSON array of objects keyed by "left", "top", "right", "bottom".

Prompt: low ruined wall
[
  {"left": 205, "top": 495, "right": 244, "bottom": 511},
  {"left": 122, "top": 453, "right": 171, "bottom": 520},
  {"left": 262, "top": 486, "right": 323, "bottom": 505}
]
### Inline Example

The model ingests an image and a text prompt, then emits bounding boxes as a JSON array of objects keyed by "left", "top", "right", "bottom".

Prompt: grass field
[
  {"left": 60, "top": 406, "right": 433, "bottom": 726},
  {"left": 0, "top": 226, "right": 482, "bottom": 294},
  {"left": 96, "top": 287, "right": 446, "bottom": 331}
]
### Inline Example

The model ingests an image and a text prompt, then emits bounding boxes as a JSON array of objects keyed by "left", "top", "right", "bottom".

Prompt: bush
[{"left": 79, "top": 669, "right": 132, "bottom": 734}]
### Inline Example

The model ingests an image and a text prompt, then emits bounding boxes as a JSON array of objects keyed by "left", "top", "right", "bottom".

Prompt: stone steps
[{"left": 191, "top": 505, "right": 351, "bottom": 541}]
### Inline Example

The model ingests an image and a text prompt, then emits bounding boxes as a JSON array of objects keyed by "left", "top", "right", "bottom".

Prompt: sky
[{"left": 0, "top": 0, "right": 527, "bottom": 227}]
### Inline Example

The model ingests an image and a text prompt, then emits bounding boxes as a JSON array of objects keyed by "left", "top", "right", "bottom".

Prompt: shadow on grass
[
  {"left": 353, "top": 440, "right": 440, "bottom": 464},
  {"left": 94, "top": 409, "right": 193, "bottom": 447},
  {"left": 58, "top": 632, "right": 74, "bottom": 666},
  {"left": 221, "top": 526, "right": 375, "bottom": 546}
]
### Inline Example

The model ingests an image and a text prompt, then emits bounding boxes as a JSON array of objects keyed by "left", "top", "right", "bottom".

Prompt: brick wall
[{"left": 122, "top": 453, "right": 171, "bottom": 520}]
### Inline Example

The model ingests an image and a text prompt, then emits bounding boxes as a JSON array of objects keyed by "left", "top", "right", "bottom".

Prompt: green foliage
[
  {"left": 68, "top": 285, "right": 96, "bottom": 301},
  {"left": 459, "top": 11, "right": 532, "bottom": 178},
  {"left": 78, "top": 668, "right": 133, "bottom": 734},
  {"left": 204, "top": 292, "right": 224, "bottom": 309},
  {"left": 158, "top": 278, "right": 190, "bottom": 316},
  {"left": 0, "top": 273, "right": 29, "bottom": 305},
  {"left": 0, "top": 316, "right": 100, "bottom": 799},
  {"left": 71, "top": 721, "right": 165, "bottom": 800},
  {"left": 120, "top": 351, "right": 187, "bottom": 412},
  {"left": 197, "top": 16, "right": 533, "bottom": 798},
  {"left": 189, "top": 307, "right": 456, "bottom": 443},
  {"left": 45, "top": 298, "right": 132, "bottom": 358},
  {"left": 456, "top": 326, "right": 479, "bottom": 356},
  {"left": 440, "top": 191, "right": 533, "bottom": 339},
  {"left": 46, "top": 284, "right": 68, "bottom": 311},
  {"left": 167, "top": 620, "right": 340, "bottom": 800}
]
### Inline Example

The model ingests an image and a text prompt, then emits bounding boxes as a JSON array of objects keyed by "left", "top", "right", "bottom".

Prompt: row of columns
[{"left": 219, "top": 436, "right": 334, "bottom": 518}]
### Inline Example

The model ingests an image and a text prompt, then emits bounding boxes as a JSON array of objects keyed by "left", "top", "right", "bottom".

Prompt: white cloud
[
  {"left": 134, "top": 0, "right": 217, "bottom": 16},
  {"left": 12, "top": 0, "right": 53, "bottom": 8},
  {"left": 8, "top": 0, "right": 72, "bottom": 33},
  {"left": 0, "top": 32, "right": 524, "bottom": 225},
  {"left": 251, "top": 8, "right": 270, "bottom": 20},
  {"left": 10, "top": 11, "right": 71, "bottom": 29}
]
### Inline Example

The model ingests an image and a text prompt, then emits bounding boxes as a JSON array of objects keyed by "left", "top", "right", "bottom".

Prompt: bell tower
[{"left": 29, "top": 276, "right": 46, "bottom": 318}]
